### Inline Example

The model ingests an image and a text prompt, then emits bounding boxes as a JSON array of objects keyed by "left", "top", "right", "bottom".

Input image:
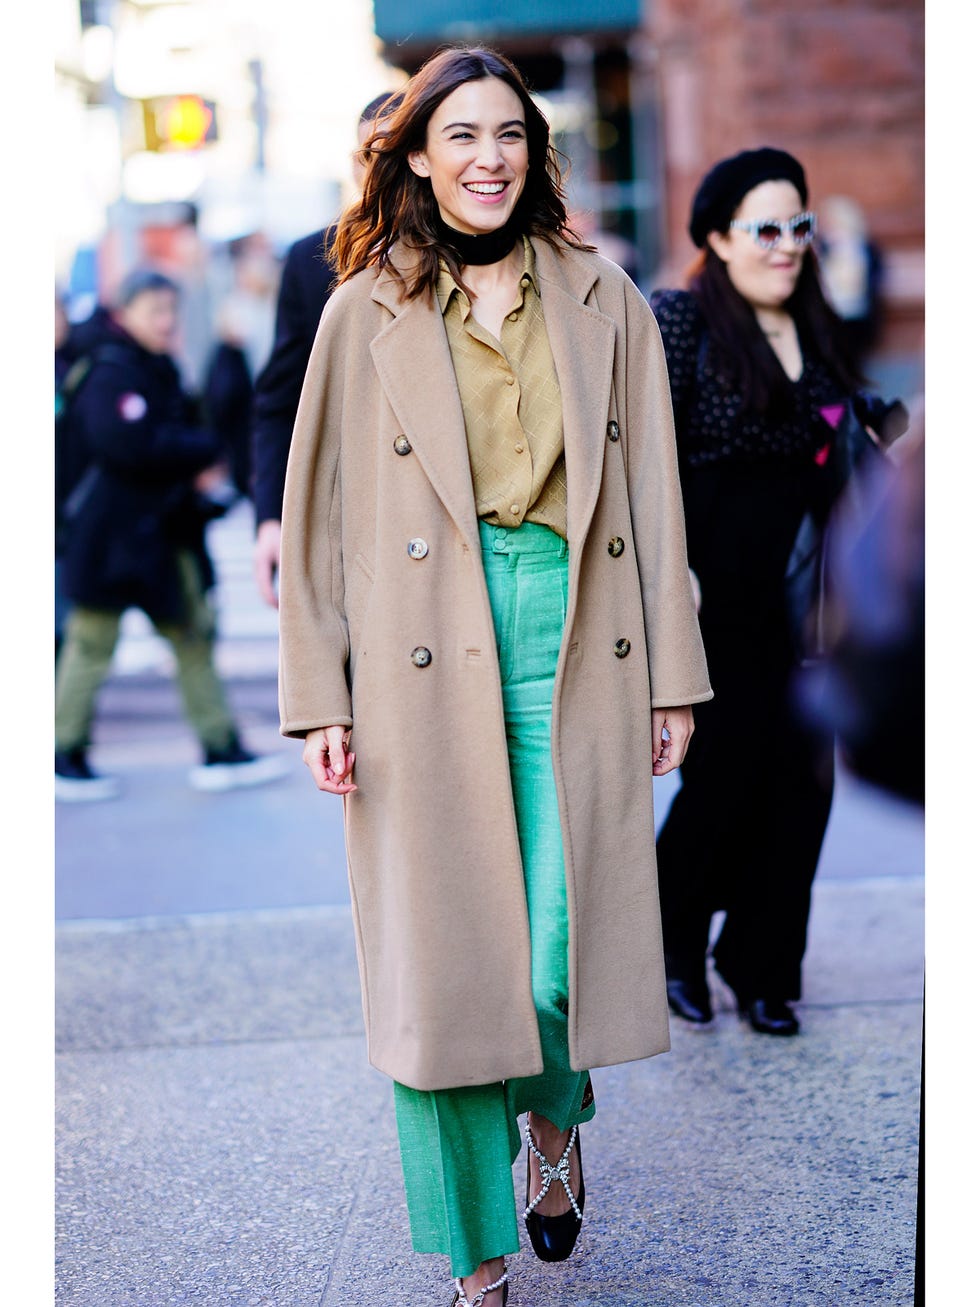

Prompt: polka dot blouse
[{"left": 649, "top": 289, "right": 843, "bottom": 468}]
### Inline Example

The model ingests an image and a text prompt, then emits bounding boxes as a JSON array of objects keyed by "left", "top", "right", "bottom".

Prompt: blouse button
[
  {"left": 510, "top": 503, "right": 520, "bottom": 516},
  {"left": 508, "top": 312, "right": 518, "bottom": 322},
  {"left": 410, "top": 647, "right": 432, "bottom": 668},
  {"left": 515, "top": 443, "right": 524, "bottom": 453},
  {"left": 393, "top": 435, "right": 412, "bottom": 455},
  {"left": 505, "top": 375, "right": 515, "bottom": 386},
  {"left": 607, "top": 420, "right": 620, "bottom": 442},
  {"left": 614, "top": 638, "right": 631, "bottom": 658},
  {"left": 608, "top": 536, "right": 625, "bottom": 557},
  {"left": 407, "top": 538, "right": 429, "bottom": 560}
]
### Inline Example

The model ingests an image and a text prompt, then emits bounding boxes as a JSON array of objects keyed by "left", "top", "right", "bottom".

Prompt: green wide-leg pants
[{"left": 393, "top": 520, "right": 596, "bottom": 1278}]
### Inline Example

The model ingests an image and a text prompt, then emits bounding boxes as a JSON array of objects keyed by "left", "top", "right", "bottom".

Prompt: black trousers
[{"left": 656, "top": 619, "right": 834, "bottom": 1001}]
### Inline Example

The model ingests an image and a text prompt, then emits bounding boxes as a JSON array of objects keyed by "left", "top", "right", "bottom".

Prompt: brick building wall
[{"left": 644, "top": 0, "right": 924, "bottom": 352}]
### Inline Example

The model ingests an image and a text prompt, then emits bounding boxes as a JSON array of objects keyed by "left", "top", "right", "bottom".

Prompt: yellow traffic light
[
  {"left": 141, "top": 96, "right": 216, "bottom": 152},
  {"left": 161, "top": 95, "right": 213, "bottom": 149}
]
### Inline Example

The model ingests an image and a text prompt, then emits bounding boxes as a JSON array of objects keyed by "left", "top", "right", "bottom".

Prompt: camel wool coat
[{"left": 278, "top": 236, "right": 712, "bottom": 1092}]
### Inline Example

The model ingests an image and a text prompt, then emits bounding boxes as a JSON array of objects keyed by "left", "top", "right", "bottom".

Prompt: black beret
[{"left": 688, "top": 147, "right": 808, "bottom": 248}]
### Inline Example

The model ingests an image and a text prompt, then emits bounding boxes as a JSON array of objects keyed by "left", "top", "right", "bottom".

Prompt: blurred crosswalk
[{"left": 114, "top": 499, "right": 280, "bottom": 679}]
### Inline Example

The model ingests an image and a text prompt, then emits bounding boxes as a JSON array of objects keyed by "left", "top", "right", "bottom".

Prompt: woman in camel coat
[{"left": 278, "top": 47, "right": 710, "bottom": 1307}]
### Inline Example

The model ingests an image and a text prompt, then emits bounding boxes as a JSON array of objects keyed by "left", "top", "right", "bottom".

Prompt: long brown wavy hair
[{"left": 331, "top": 46, "right": 589, "bottom": 299}]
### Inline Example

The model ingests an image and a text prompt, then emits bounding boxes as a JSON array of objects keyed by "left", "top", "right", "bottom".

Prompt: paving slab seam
[
  {"left": 56, "top": 1030, "right": 368, "bottom": 1059},
  {"left": 54, "top": 873, "right": 924, "bottom": 937},
  {"left": 56, "top": 903, "right": 356, "bottom": 934},
  {"left": 314, "top": 1088, "right": 392, "bottom": 1307}
]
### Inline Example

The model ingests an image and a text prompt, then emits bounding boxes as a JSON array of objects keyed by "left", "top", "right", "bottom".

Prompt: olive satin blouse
[{"left": 436, "top": 235, "right": 567, "bottom": 538}]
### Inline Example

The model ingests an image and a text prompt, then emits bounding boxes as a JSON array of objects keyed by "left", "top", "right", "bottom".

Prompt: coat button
[
  {"left": 393, "top": 435, "right": 412, "bottom": 455},
  {"left": 407, "top": 538, "right": 428, "bottom": 560},
  {"left": 410, "top": 646, "right": 432, "bottom": 667},
  {"left": 614, "top": 638, "right": 631, "bottom": 658},
  {"left": 607, "top": 420, "right": 620, "bottom": 442},
  {"left": 608, "top": 536, "right": 625, "bottom": 557}
]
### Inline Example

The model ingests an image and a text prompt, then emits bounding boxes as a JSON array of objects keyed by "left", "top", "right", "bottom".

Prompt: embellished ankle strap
[
  {"left": 523, "top": 1121, "right": 582, "bottom": 1220},
  {"left": 452, "top": 1266, "right": 508, "bottom": 1306}
]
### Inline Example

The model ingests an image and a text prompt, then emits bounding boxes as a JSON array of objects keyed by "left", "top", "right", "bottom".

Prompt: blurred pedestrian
[
  {"left": 817, "top": 194, "right": 884, "bottom": 372},
  {"left": 54, "top": 268, "right": 288, "bottom": 801},
  {"left": 277, "top": 47, "right": 711, "bottom": 1306},
  {"left": 55, "top": 287, "right": 76, "bottom": 661},
  {"left": 251, "top": 90, "right": 404, "bottom": 606},
  {"left": 202, "top": 330, "right": 253, "bottom": 501},
  {"left": 650, "top": 147, "right": 897, "bottom": 1036},
  {"left": 796, "top": 403, "right": 924, "bottom": 806},
  {"left": 202, "top": 233, "right": 282, "bottom": 503}
]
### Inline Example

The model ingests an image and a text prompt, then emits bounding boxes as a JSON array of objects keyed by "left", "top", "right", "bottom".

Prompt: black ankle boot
[
  {"left": 739, "top": 997, "right": 800, "bottom": 1036},
  {"left": 666, "top": 978, "right": 713, "bottom": 1024}
]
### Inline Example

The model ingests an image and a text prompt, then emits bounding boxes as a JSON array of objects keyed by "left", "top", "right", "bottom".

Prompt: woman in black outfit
[{"left": 651, "top": 148, "right": 867, "bottom": 1036}]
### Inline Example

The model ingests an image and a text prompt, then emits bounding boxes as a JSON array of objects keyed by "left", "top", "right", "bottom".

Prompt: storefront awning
[{"left": 374, "top": 0, "right": 641, "bottom": 45}]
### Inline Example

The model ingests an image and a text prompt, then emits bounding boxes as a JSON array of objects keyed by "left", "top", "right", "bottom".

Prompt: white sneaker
[
  {"left": 188, "top": 742, "right": 289, "bottom": 792},
  {"left": 55, "top": 749, "right": 121, "bottom": 802}
]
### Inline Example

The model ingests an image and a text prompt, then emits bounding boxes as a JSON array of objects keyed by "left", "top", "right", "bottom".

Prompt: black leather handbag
[{"left": 785, "top": 391, "right": 907, "bottom": 663}]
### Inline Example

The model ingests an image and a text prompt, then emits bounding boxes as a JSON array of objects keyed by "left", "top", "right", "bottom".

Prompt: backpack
[{"left": 54, "top": 343, "right": 131, "bottom": 551}]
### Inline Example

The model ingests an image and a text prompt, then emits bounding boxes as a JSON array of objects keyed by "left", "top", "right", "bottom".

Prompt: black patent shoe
[
  {"left": 450, "top": 1265, "right": 508, "bottom": 1305},
  {"left": 740, "top": 998, "right": 800, "bottom": 1036},
  {"left": 523, "top": 1120, "right": 584, "bottom": 1262},
  {"left": 666, "top": 978, "right": 714, "bottom": 1025}
]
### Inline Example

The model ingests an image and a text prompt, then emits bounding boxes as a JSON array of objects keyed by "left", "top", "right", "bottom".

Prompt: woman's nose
[{"left": 476, "top": 135, "right": 504, "bottom": 169}]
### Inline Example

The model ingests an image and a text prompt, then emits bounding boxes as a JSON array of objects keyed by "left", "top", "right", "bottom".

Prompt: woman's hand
[
  {"left": 303, "top": 725, "right": 357, "bottom": 794},
  {"left": 652, "top": 705, "right": 695, "bottom": 776}
]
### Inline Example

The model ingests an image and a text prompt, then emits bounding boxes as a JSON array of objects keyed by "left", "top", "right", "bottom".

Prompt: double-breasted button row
[{"left": 410, "top": 646, "right": 432, "bottom": 668}]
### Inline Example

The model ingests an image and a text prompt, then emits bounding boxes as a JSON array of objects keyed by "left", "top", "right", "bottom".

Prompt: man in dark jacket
[
  {"left": 251, "top": 90, "right": 402, "bottom": 605},
  {"left": 55, "top": 268, "right": 288, "bottom": 800}
]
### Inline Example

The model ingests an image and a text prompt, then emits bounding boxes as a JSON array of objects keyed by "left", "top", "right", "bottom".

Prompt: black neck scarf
[{"left": 435, "top": 212, "right": 524, "bottom": 266}]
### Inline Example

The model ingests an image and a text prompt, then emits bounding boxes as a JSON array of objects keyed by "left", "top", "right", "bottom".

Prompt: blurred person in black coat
[
  {"left": 54, "top": 268, "right": 288, "bottom": 801},
  {"left": 251, "top": 89, "right": 403, "bottom": 605}
]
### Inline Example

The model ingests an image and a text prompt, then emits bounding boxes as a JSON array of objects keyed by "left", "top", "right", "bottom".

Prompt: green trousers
[
  {"left": 54, "top": 551, "right": 237, "bottom": 754},
  {"left": 393, "top": 520, "right": 596, "bottom": 1278}
]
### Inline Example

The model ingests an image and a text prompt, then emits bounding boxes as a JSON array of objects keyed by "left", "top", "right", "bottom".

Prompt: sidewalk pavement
[{"left": 55, "top": 502, "right": 924, "bottom": 1306}]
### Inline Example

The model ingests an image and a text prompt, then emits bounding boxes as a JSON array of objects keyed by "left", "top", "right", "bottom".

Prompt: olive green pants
[
  {"left": 54, "top": 551, "right": 237, "bottom": 754},
  {"left": 393, "top": 520, "right": 596, "bottom": 1278}
]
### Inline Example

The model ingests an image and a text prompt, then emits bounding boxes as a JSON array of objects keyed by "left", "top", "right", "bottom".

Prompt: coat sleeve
[
  {"left": 619, "top": 280, "right": 713, "bottom": 709},
  {"left": 251, "top": 233, "right": 337, "bottom": 526},
  {"left": 76, "top": 363, "right": 220, "bottom": 481},
  {"left": 277, "top": 294, "right": 354, "bottom": 738}
]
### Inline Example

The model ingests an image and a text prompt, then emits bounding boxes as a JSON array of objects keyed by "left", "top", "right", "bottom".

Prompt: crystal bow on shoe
[
  {"left": 523, "top": 1122, "right": 582, "bottom": 1220},
  {"left": 523, "top": 1120, "right": 585, "bottom": 1261}
]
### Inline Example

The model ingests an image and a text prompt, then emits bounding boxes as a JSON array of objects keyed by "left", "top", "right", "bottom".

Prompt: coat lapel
[
  {"left": 370, "top": 265, "right": 480, "bottom": 550},
  {"left": 367, "top": 241, "right": 616, "bottom": 553},
  {"left": 533, "top": 241, "right": 617, "bottom": 550}
]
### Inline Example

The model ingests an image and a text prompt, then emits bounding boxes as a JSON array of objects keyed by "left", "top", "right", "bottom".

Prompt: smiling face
[
  {"left": 707, "top": 179, "right": 808, "bottom": 311},
  {"left": 408, "top": 76, "right": 529, "bottom": 235}
]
